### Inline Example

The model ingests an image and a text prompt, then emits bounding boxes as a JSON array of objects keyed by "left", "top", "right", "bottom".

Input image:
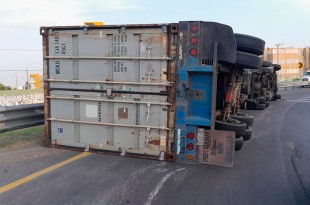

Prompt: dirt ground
[{"left": 0, "top": 126, "right": 44, "bottom": 150}]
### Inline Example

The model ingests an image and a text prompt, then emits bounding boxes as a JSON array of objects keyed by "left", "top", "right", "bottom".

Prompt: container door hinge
[
  {"left": 161, "top": 26, "right": 167, "bottom": 33},
  {"left": 146, "top": 38, "right": 152, "bottom": 57},
  {"left": 84, "top": 144, "right": 90, "bottom": 152},
  {"left": 169, "top": 55, "right": 176, "bottom": 62},
  {"left": 146, "top": 103, "right": 151, "bottom": 123},
  {"left": 159, "top": 151, "right": 165, "bottom": 161},
  {"left": 145, "top": 127, "right": 151, "bottom": 146},
  {"left": 120, "top": 26, "right": 126, "bottom": 34},
  {"left": 83, "top": 27, "right": 88, "bottom": 34},
  {"left": 146, "top": 65, "right": 153, "bottom": 84},
  {"left": 107, "top": 88, "right": 113, "bottom": 96},
  {"left": 120, "top": 147, "right": 126, "bottom": 156}
]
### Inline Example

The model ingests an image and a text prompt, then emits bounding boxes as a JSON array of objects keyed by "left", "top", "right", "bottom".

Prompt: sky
[{"left": 0, "top": 0, "right": 309, "bottom": 87}]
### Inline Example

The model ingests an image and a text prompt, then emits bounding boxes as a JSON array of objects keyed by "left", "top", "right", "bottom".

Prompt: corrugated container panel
[{"left": 44, "top": 26, "right": 172, "bottom": 157}]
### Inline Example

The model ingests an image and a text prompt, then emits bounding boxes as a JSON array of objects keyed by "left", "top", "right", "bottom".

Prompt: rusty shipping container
[{"left": 41, "top": 22, "right": 238, "bottom": 166}]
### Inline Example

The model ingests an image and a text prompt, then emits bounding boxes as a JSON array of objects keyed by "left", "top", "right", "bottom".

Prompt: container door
[{"left": 44, "top": 26, "right": 172, "bottom": 158}]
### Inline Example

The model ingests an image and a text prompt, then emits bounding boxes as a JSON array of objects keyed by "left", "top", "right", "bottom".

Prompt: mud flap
[{"left": 197, "top": 129, "right": 235, "bottom": 167}]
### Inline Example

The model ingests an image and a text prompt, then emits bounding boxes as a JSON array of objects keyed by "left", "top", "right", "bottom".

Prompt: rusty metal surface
[
  {"left": 42, "top": 31, "right": 51, "bottom": 147},
  {"left": 167, "top": 31, "right": 177, "bottom": 154}
]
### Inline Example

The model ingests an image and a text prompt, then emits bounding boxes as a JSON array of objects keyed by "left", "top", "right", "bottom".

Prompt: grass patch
[
  {"left": 0, "top": 125, "right": 44, "bottom": 148},
  {"left": 0, "top": 89, "right": 43, "bottom": 96}
]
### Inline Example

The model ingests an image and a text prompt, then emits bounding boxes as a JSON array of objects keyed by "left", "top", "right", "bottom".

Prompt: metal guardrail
[
  {"left": 278, "top": 81, "right": 310, "bottom": 90},
  {"left": 0, "top": 103, "right": 44, "bottom": 133}
]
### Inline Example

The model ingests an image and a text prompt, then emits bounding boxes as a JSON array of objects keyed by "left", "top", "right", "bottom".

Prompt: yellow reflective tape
[
  {"left": 0, "top": 152, "right": 90, "bottom": 194},
  {"left": 84, "top": 22, "right": 104, "bottom": 26}
]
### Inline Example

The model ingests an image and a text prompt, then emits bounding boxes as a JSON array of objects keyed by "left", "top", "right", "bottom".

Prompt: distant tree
[
  {"left": 0, "top": 83, "right": 12, "bottom": 90},
  {"left": 0, "top": 83, "right": 5, "bottom": 90},
  {"left": 5, "top": 85, "right": 12, "bottom": 90}
]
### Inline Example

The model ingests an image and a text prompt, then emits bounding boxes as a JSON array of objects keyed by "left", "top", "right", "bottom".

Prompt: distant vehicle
[{"left": 301, "top": 70, "right": 310, "bottom": 88}]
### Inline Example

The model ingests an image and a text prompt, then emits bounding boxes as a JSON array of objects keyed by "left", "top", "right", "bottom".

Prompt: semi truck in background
[
  {"left": 241, "top": 62, "right": 281, "bottom": 110},
  {"left": 301, "top": 70, "right": 310, "bottom": 88},
  {"left": 41, "top": 21, "right": 266, "bottom": 166}
]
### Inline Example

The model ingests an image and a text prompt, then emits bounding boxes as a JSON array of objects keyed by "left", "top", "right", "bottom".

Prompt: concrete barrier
[{"left": 0, "top": 93, "right": 44, "bottom": 106}]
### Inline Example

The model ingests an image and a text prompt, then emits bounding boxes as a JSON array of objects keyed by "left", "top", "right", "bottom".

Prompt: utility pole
[
  {"left": 275, "top": 43, "right": 283, "bottom": 64},
  {"left": 26, "top": 66, "right": 29, "bottom": 89},
  {"left": 15, "top": 72, "right": 18, "bottom": 89}
]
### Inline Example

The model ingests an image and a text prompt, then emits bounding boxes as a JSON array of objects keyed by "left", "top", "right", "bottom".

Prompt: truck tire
[
  {"left": 262, "top": 61, "right": 272, "bottom": 67},
  {"left": 256, "top": 103, "right": 266, "bottom": 110},
  {"left": 215, "top": 118, "right": 246, "bottom": 137},
  {"left": 244, "top": 99, "right": 258, "bottom": 110},
  {"left": 260, "top": 67, "right": 272, "bottom": 73},
  {"left": 265, "top": 102, "right": 270, "bottom": 108},
  {"left": 234, "top": 33, "right": 265, "bottom": 56},
  {"left": 235, "top": 136, "right": 244, "bottom": 151},
  {"left": 230, "top": 112, "right": 254, "bottom": 127},
  {"left": 235, "top": 51, "right": 263, "bottom": 69},
  {"left": 257, "top": 96, "right": 266, "bottom": 104},
  {"left": 274, "top": 93, "right": 281, "bottom": 99},
  {"left": 243, "top": 127, "right": 252, "bottom": 140},
  {"left": 273, "top": 64, "right": 281, "bottom": 71}
]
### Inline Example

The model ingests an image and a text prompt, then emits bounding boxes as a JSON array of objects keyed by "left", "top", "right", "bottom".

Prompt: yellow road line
[{"left": 0, "top": 152, "right": 90, "bottom": 194}]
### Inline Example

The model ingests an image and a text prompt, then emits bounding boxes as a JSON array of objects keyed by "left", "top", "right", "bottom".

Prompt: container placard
[{"left": 198, "top": 129, "right": 235, "bottom": 167}]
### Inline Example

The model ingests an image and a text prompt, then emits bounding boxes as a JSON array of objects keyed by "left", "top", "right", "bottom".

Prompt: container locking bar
[
  {"left": 47, "top": 118, "right": 171, "bottom": 131},
  {"left": 45, "top": 56, "right": 171, "bottom": 61},
  {"left": 46, "top": 79, "right": 172, "bottom": 87},
  {"left": 46, "top": 96, "right": 171, "bottom": 106}
]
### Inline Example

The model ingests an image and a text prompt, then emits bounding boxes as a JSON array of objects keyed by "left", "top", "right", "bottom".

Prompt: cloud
[
  {"left": 296, "top": 0, "right": 310, "bottom": 12},
  {"left": 0, "top": 0, "right": 140, "bottom": 26},
  {"left": 267, "top": 0, "right": 310, "bottom": 12}
]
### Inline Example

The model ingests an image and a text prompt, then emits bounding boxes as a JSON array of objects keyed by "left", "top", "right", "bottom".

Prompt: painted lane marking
[
  {"left": 286, "top": 100, "right": 310, "bottom": 103},
  {"left": 145, "top": 167, "right": 186, "bottom": 205},
  {"left": 0, "top": 152, "right": 90, "bottom": 194},
  {"left": 278, "top": 89, "right": 310, "bottom": 94},
  {"left": 297, "top": 98, "right": 310, "bottom": 101}
]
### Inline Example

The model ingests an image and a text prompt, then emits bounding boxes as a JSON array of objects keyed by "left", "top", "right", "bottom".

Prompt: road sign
[{"left": 298, "top": 62, "right": 303, "bottom": 68}]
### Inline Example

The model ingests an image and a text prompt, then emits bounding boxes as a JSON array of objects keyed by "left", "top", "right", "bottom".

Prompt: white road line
[
  {"left": 278, "top": 89, "right": 310, "bottom": 94},
  {"left": 298, "top": 98, "right": 310, "bottom": 101},
  {"left": 286, "top": 100, "right": 310, "bottom": 103},
  {"left": 145, "top": 167, "right": 186, "bottom": 205}
]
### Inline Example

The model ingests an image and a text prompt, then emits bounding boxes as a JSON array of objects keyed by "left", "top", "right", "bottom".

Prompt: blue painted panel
[
  {"left": 187, "top": 72, "right": 212, "bottom": 121},
  {"left": 175, "top": 21, "right": 214, "bottom": 164}
]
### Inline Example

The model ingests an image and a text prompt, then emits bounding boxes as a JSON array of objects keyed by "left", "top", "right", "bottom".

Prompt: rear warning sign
[{"left": 197, "top": 129, "right": 235, "bottom": 167}]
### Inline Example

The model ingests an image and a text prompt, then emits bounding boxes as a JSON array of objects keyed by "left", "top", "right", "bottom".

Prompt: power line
[
  {"left": 0, "top": 25, "right": 37, "bottom": 30},
  {"left": 0, "top": 70, "right": 42, "bottom": 72},
  {"left": 0, "top": 49, "right": 41, "bottom": 52}
]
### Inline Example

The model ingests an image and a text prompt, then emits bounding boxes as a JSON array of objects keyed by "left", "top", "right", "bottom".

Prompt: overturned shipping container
[{"left": 41, "top": 22, "right": 237, "bottom": 166}]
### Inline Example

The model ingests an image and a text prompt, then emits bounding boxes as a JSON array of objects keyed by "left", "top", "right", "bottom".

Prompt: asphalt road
[{"left": 1, "top": 90, "right": 310, "bottom": 205}]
